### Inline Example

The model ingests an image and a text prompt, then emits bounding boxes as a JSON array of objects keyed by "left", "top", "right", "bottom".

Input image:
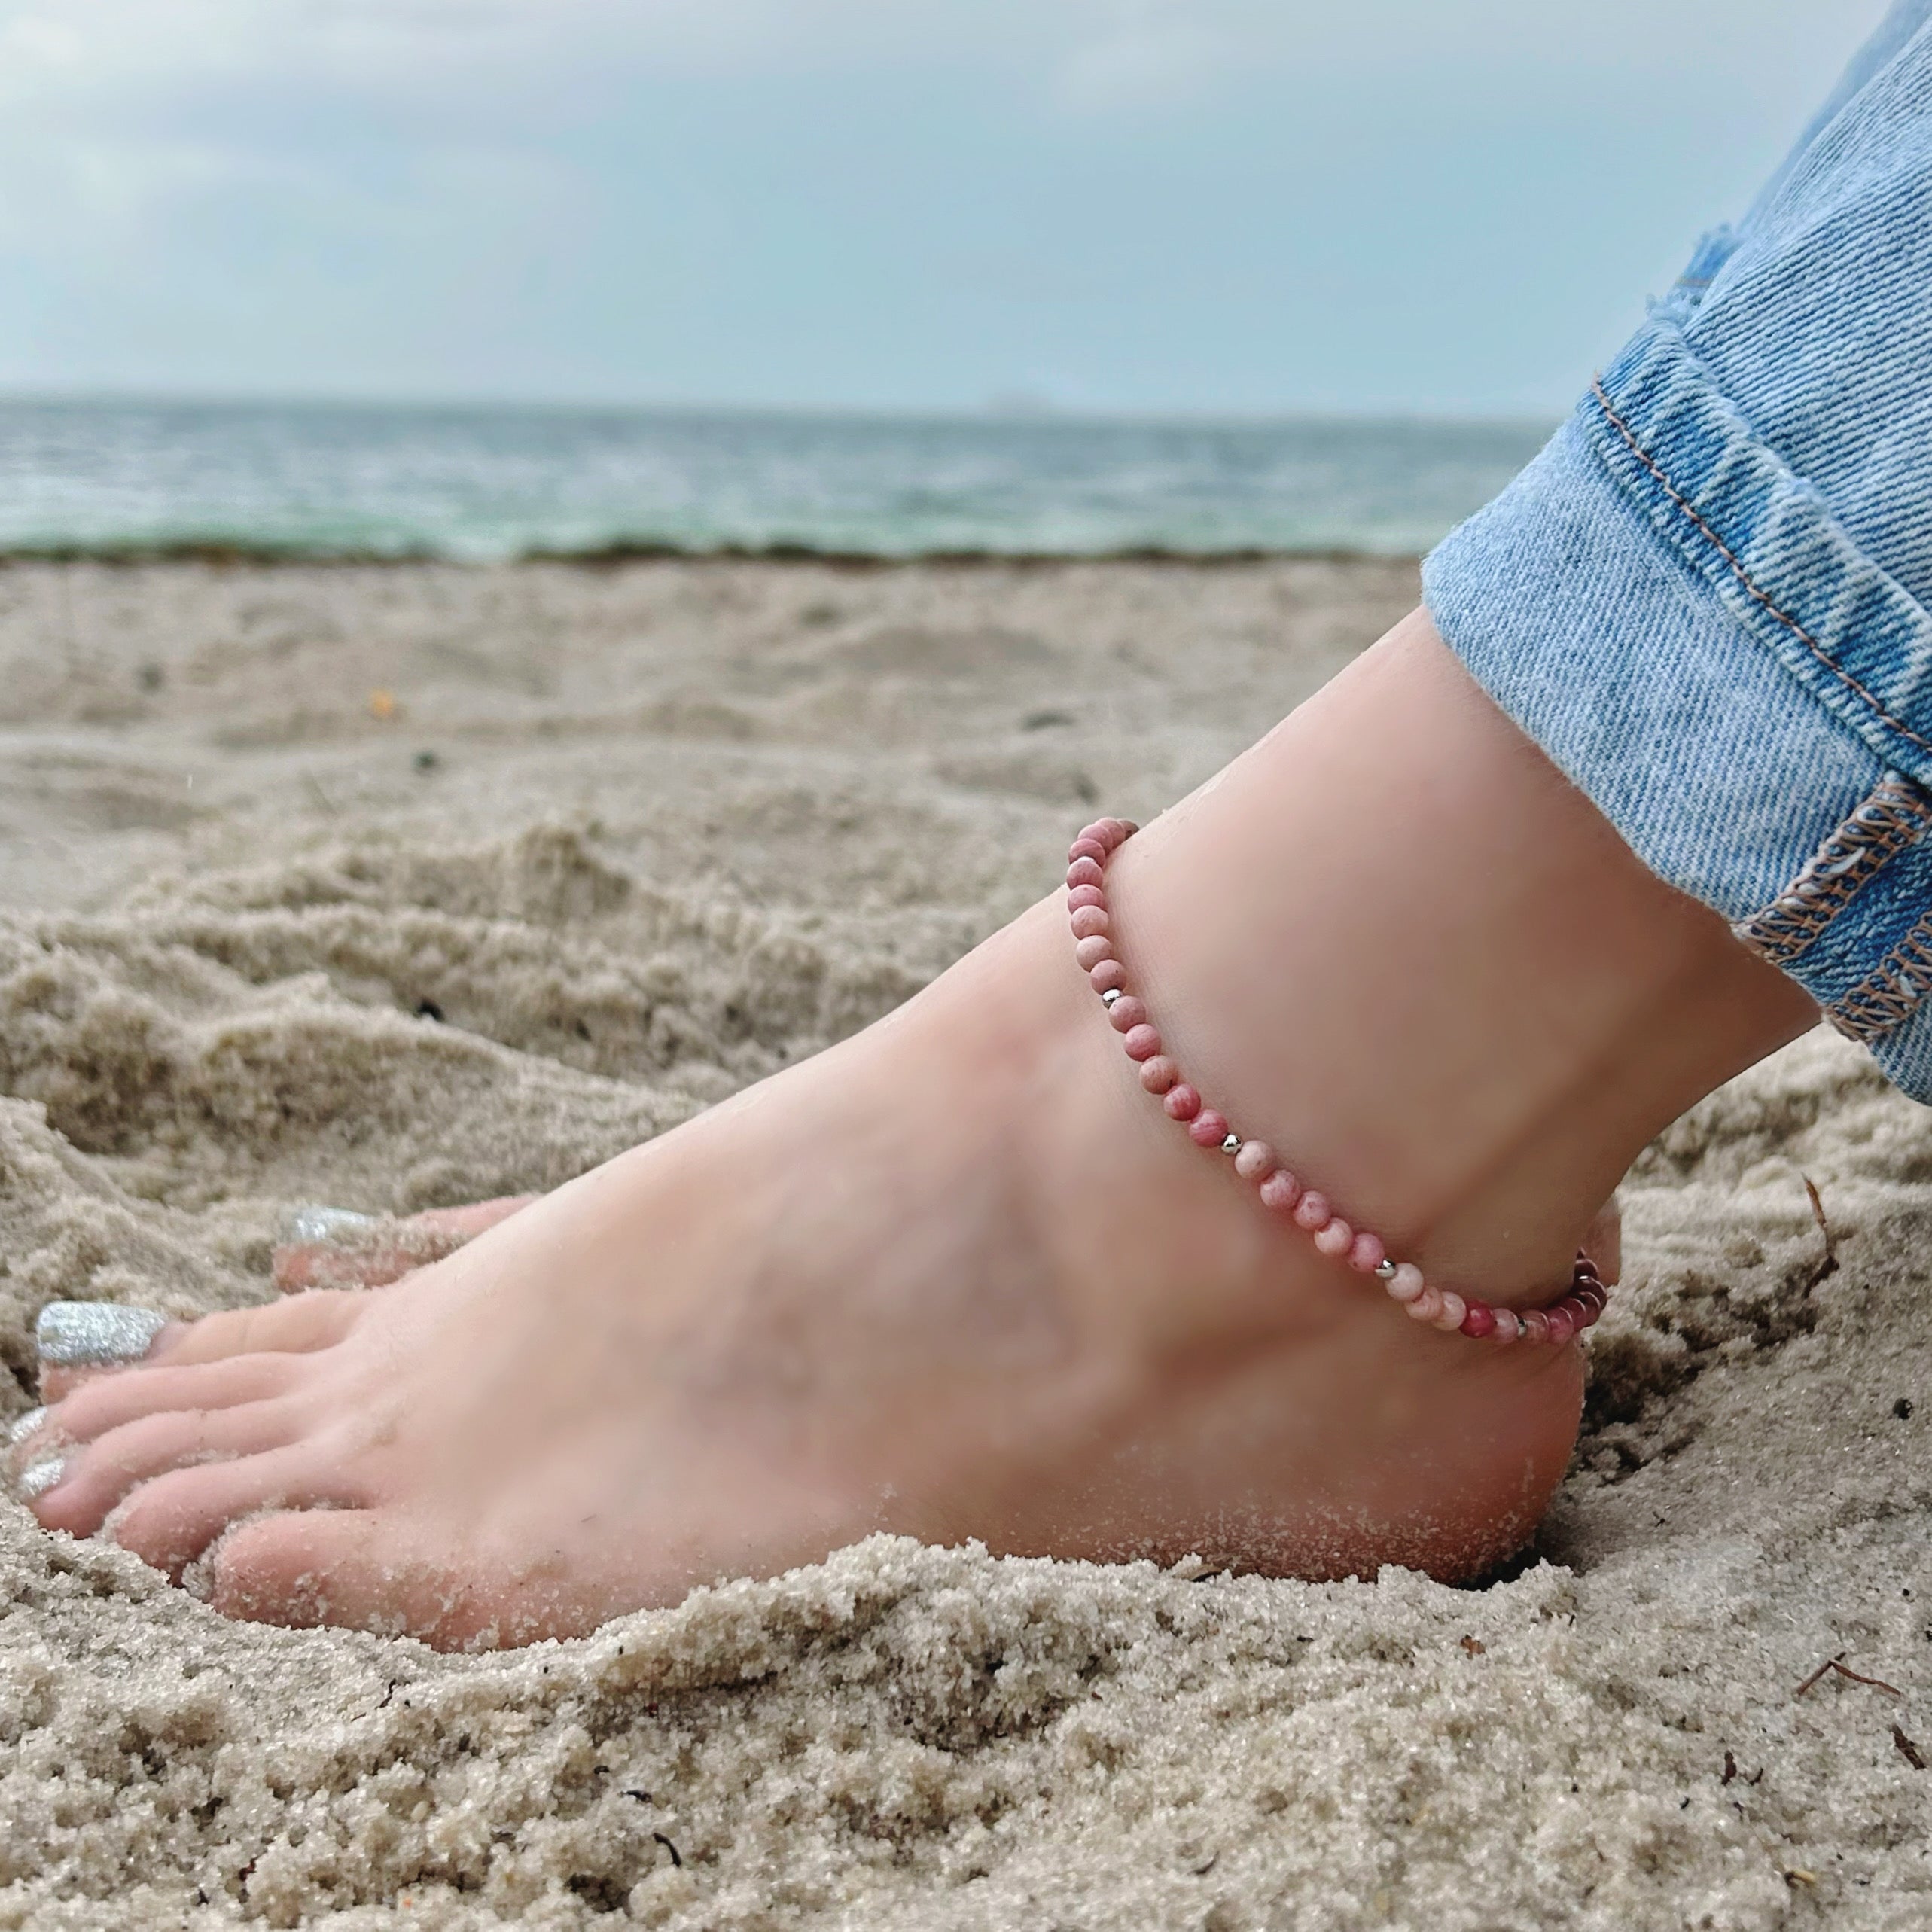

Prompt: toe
[
  {"left": 273, "top": 1243, "right": 419, "bottom": 1293},
  {"left": 408, "top": 1197, "right": 538, "bottom": 1240},
  {"left": 31, "top": 1400, "right": 303, "bottom": 1540},
  {"left": 272, "top": 1196, "right": 537, "bottom": 1294},
  {"left": 30, "top": 1353, "right": 307, "bottom": 1458},
  {"left": 139, "top": 1291, "right": 364, "bottom": 1374},
  {"left": 34, "top": 1302, "right": 176, "bottom": 1403},
  {"left": 38, "top": 1291, "right": 366, "bottom": 1403},
  {"left": 204, "top": 1510, "right": 489, "bottom": 1644},
  {"left": 206, "top": 1510, "right": 583, "bottom": 1649},
  {"left": 101, "top": 1445, "right": 353, "bottom": 1582}
]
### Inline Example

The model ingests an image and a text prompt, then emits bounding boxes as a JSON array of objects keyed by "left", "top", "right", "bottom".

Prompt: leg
[{"left": 11, "top": 613, "right": 1812, "bottom": 1647}]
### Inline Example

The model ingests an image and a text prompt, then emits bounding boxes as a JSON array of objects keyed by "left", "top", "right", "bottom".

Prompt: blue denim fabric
[{"left": 1424, "top": 0, "right": 1932, "bottom": 1099}]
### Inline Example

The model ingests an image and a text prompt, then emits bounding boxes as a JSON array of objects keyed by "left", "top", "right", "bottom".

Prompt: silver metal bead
[
  {"left": 1220, "top": 1133, "right": 1240, "bottom": 1155},
  {"left": 1101, "top": 988, "right": 1122, "bottom": 1007},
  {"left": 1375, "top": 1259, "right": 1398, "bottom": 1281}
]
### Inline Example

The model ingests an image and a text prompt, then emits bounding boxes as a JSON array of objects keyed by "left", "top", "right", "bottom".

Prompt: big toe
[{"left": 206, "top": 1510, "right": 540, "bottom": 1648}]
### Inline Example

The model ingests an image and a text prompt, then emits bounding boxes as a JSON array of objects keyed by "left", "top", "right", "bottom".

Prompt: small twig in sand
[
  {"left": 1800, "top": 1175, "right": 1839, "bottom": 1291},
  {"left": 652, "top": 1833, "right": 684, "bottom": 1868},
  {"left": 1723, "top": 1751, "right": 1738, "bottom": 1784},
  {"left": 1793, "top": 1652, "right": 1903, "bottom": 1699},
  {"left": 1793, "top": 1653, "right": 1845, "bottom": 1697},
  {"left": 1894, "top": 1725, "right": 1927, "bottom": 1769}
]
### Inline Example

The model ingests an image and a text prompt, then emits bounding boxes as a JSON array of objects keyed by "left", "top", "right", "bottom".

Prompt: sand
[{"left": 1, "top": 554, "right": 1929, "bottom": 1929}]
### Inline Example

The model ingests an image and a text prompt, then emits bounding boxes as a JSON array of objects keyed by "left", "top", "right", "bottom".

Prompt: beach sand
[{"left": 2, "top": 555, "right": 1929, "bottom": 1929}]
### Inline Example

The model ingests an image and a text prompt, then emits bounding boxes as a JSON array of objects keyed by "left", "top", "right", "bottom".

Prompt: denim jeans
[{"left": 1424, "top": 0, "right": 1932, "bottom": 1100}]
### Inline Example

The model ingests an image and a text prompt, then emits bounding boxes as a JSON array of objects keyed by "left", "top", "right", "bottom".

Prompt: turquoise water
[{"left": 0, "top": 398, "right": 1551, "bottom": 560}]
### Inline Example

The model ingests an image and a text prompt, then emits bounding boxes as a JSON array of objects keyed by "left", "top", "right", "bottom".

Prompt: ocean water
[{"left": 0, "top": 397, "right": 1551, "bottom": 561}]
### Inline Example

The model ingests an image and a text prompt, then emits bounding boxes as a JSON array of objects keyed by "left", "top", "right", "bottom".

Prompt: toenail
[
  {"left": 283, "top": 1205, "right": 379, "bottom": 1245},
  {"left": 16, "top": 1454, "right": 72, "bottom": 1501},
  {"left": 35, "top": 1302, "right": 170, "bottom": 1367},
  {"left": 8, "top": 1406, "right": 49, "bottom": 1446}
]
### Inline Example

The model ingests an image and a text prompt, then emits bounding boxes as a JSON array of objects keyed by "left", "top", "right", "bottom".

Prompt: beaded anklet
[{"left": 1068, "top": 816, "right": 1606, "bottom": 1347}]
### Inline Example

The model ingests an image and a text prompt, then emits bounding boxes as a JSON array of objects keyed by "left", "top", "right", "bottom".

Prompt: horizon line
[{"left": 0, "top": 385, "right": 1563, "bottom": 434}]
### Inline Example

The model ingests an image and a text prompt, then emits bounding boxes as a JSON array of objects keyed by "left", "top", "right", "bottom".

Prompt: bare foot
[{"left": 10, "top": 613, "right": 1811, "bottom": 1647}]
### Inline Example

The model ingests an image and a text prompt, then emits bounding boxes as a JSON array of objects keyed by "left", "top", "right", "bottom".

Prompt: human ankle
[{"left": 1092, "top": 609, "right": 1817, "bottom": 1306}]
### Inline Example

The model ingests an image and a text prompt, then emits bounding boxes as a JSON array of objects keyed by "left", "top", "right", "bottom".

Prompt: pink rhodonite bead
[
  {"left": 1543, "top": 1306, "right": 1576, "bottom": 1345},
  {"left": 1293, "top": 1191, "right": 1330, "bottom": 1231},
  {"left": 1406, "top": 1286, "right": 1445, "bottom": 1323},
  {"left": 1187, "top": 1109, "right": 1230, "bottom": 1147},
  {"left": 1461, "top": 1301, "right": 1497, "bottom": 1339},
  {"left": 1067, "top": 884, "right": 1107, "bottom": 913},
  {"left": 1089, "top": 959, "right": 1129, "bottom": 994},
  {"left": 1107, "top": 995, "right": 1148, "bottom": 1033},
  {"left": 1123, "top": 1025, "right": 1163, "bottom": 1062},
  {"left": 1347, "top": 1232, "right": 1386, "bottom": 1275},
  {"left": 1386, "top": 1262, "right": 1425, "bottom": 1303},
  {"left": 1519, "top": 1309, "right": 1550, "bottom": 1345},
  {"left": 1068, "top": 838, "right": 1109, "bottom": 866},
  {"left": 1069, "top": 906, "right": 1111, "bottom": 940},
  {"left": 1490, "top": 1309, "right": 1519, "bottom": 1344},
  {"left": 1074, "top": 934, "right": 1114, "bottom": 971},
  {"left": 1258, "top": 1169, "right": 1301, "bottom": 1212},
  {"left": 1077, "top": 820, "right": 1113, "bottom": 847},
  {"left": 1433, "top": 1291, "right": 1467, "bottom": 1332},
  {"left": 1233, "top": 1140, "right": 1275, "bottom": 1181},
  {"left": 1067, "top": 858, "right": 1105, "bottom": 891},
  {"left": 1313, "top": 1219, "right": 1354, "bottom": 1258},
  {"left": 1164, "top": 1084, "right": 1202, "bottom": 1122},
  {"left": 1139, "top": 1056, "right": 1178, "bottom": 1093}
]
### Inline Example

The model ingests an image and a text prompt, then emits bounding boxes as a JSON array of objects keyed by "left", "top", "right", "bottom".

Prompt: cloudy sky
[{"left": 0, "top": 1, "right": 1893, "bottom": 416}]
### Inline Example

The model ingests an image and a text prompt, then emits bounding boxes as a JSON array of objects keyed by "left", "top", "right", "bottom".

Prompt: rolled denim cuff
[{"left": 1424, "top": 316, "right": 1932, "bottom": 1101}]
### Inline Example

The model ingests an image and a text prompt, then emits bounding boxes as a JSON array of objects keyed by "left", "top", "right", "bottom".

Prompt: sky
[{"left": 0, "top": 0, "right": 1897, "bottom": 418}]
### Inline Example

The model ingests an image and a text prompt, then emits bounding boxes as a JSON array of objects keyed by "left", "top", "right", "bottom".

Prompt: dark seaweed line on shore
[{"left": 0, "top": 538, "right": 1419, "bottom": 571}]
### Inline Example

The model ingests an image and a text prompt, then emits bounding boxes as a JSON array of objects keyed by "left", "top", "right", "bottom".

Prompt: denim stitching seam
[
  {"left": 1588, "top": 378, "right": 1932, "bottom": 762},
  {"left": 1735, "top": 776, "right": 1932, "bottom": 967},
  {"left": 1833, "top": 910, "right": 1932, "bottom": 1044}
]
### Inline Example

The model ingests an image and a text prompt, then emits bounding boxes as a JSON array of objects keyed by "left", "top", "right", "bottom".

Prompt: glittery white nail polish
[
  {"left": 284, "top": 1205, "right": 378, "bottom": 1245},
  {"left": 16, "top": 1455, "right": 70, "bottom": 1501},
  {"left": 7, "top": 1406, "right": 47, "bottom": 1446},
  {"left": 35, "top": 1302, "right": 169, "bottom": 1367}
]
